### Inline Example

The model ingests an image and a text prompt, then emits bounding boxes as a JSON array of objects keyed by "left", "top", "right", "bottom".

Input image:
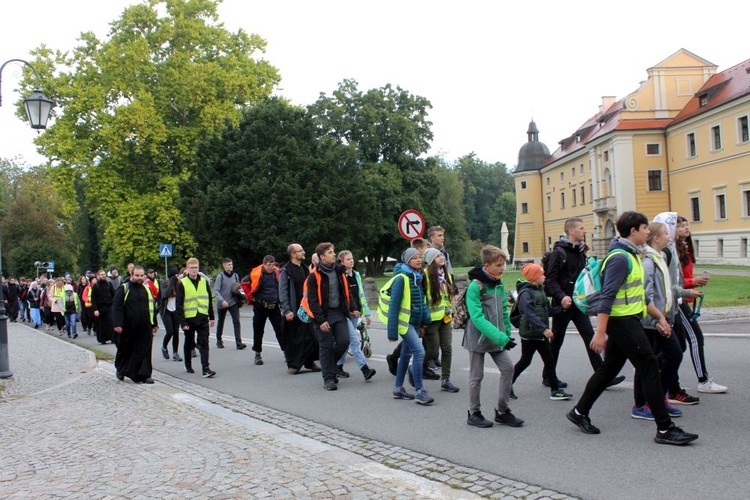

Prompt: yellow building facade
[{"left": 513, "top": 49, "right": 750, "bottom": 264}]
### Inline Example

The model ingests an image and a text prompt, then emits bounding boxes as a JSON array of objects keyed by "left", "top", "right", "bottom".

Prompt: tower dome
[{"left": 515, "top": 120, "right": 550, "bottom": 172}]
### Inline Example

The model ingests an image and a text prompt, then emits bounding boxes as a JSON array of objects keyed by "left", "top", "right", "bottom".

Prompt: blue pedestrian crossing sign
[{"left": 159, "top": 244, "right": 173, "bottom": 258}]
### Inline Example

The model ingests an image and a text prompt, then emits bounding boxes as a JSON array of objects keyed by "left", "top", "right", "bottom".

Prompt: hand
[
  {"left": 285, "top": 312, "right": 294, "bottom": 321},
  {"left": 94, "top": 310, "right": 100, "bottom": 317},
  {"left": 656, "top": 317, "right": 671, "bottom": 337},
  {"left": 561, "top": 296, "right": 572, "bottom": 309},
  {"left": 689, "top": 289, "right": 703, "bottom": 299},
  {"left": 505, "top": 338, "right": 517, "bottom": 350},
  {"left": 152, "top": 326, "right": 159, "bottom": 334},
  {"left": 221, "top": 301, "right": 228, "bottom": 308},
  {"left": 320, "top": 321, "right": 331, "bottom": 332},
  {"left": 209, "top": 320, "right": 215, "bottom": 328},
  {"left": 352, "top": 311, "right": 361, "bottom": 318},
  {"left": 114, "top": 326, "right": 123, "bottom": 334},
  {"left": 543, "top": 329, "right": 554, "bottom": 339},
  {"left": 590, "top": 332, "right": 607, "bottom": 354},
  {"left": 182, "top": 324, "right": 189, "bottom": 331},
  {"left": 365, "top": 316, "right": 371, "bottom": 326}
]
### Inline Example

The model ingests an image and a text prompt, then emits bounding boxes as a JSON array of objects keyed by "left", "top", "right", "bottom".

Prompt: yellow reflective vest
[
  {"left": 424, "top": 272, "right": 454, "bottom": 323},
  {"left": 181, "top": 276, "right": 210, "bottom": 318},
  {"left": 123, "top": 283, "right": 155, "bottom": 319},
  {"left": 377, "top": 275, "right": 411, "bottom": 336},
  {"left": 604, "top": 250, "right": 646, "bottom": 317}
]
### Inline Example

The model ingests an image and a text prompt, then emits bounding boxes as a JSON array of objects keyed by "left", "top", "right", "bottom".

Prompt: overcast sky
[{"left": 1, "top": 0, "right": 748, "bottom": 169}]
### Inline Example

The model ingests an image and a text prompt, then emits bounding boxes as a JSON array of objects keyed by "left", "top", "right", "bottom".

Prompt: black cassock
[{"left": 112, "top": 282, "right": 157, "bottom": 382}]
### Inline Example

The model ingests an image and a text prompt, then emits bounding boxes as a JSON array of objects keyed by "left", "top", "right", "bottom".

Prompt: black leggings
[
  {"left": 161, "top": 309, "right": 180, "bottom": 353},
  {"left": 513, "top": 338, "right": 561, "bottom": 390}
]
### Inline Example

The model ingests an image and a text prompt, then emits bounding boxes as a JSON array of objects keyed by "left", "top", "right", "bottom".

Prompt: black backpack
[{"left": 541, "top": 246, "right": 567, "bottom": 295}]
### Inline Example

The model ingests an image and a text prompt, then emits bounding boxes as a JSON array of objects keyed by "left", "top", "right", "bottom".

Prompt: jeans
[
  {"left": 576, "top": 316, "right": 672, "bottom": 430},
  {"left": 468, "top": 349, "right": 513, "bottom": 413},
  {"left": 635, "top": 328, "right": 682, "bottom": 407},
  {"left": 64, "top": 313, "right": 78, "bottom": 337},
  {"left": 216, "top": 303, "right": 242, "bottom": 345},
  {"left": 18, "top": 300, "right": 27, "bottom": 322},
  {"left": 338, "top": 318, "right": 367, "bottom": 369},
  {"left": 395, "top": 325, "right": 425, "bottom": 391},
  {"left": 30, "top": 308, "right": 42, "bottom": 326}
]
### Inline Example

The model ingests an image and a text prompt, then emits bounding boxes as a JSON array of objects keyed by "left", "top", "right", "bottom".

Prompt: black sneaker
[
  {"left": 654, "top": 424, "right": 698, "bottom": 445},
  {"left": 336, "top": 365, "right": 350, "bottom": 378},
  {"left": 202, "top": 368, "right": 216, "bottom": 378},
  {"left": 116, "top": 371, "right": 125, "bottom": 381},
  {"left": 422, "top": 370, "right": 440, "bottom": 380},
  {"left": 324, "top": 379, "right": 337, "bottom": 391},
  {"left": 254, "top": 354, "right": 264, "bottom": 366},
  {"left": 237, "top": 343, "right": 247, "bottom": 350},
  {"left": 543, "top": 378, "right": 568, "bottom": 388},
  {"left": 216, "top": 340, "right": 225, "bottom": 349},
  {"left": 567, "top": 408, "right": 600, "bottom": 434},
  {"left": 606, "top": 375, "right": 626, "bottom": 388},
  {"left": 185, "top": 366, "right": 195, "bottom": 374},
  {"left": 386, "top": 354, "right": 398, "bottom": 376},
  {"left": 161, "top": 346, "right": 169, "bottom": 360},
  {"left": 362, "top": 366, "right": 376, "bottom": 381},
  {"left": 509, "top": 387, "right": 518, "bottom": 400},
  {"left": 467, "top": 410, "right": 494, "bottom": 428},
  {"left": 494, "top": 409, "right": 524, "bottom": 427},
  {"left": 668, "top": 388, "right": 700, "bottom": 405}
]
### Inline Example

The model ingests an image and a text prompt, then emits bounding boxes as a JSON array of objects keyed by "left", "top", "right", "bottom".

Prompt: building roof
[
  {"left": 515, "top": 120, "right": 550, "bottom": 172},
  {"left": 672, "top": 57, "right": 750, "bottom": 125}
]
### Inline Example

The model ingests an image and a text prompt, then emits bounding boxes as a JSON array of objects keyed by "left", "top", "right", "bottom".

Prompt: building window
[
  {"left": 711, "top": 125, "right": 722, "bottom": 150},
  {"left": 522, "top": 242, "right": 529, "bottom": 253},
  {"left": 744, "top": 190, "right": 750, "bottom": 217},
  {"left": 691, "top": 196, "right": 701, "bottom": 222},
  {"left": 716, "top": 193, "right": 726, "bottom": 220},
  {"left": 580, "top": 164, "right": 584, "bottom": 175},
  {"left": 647, "top": 170, "right": 663, "bottom": 191},
  {"left": 603, "top": 151, "right": 609, "bottom": 162},
  {"left": 546, "top": 177, "right": 550, "bottom": 186},
  {"left": 741, "top": 238, "right": 748, "bottom": 259},
  {"left": 560, "top": 172, "right": 564, "bottom": 182},
  {"left": 546, "top": 196, "right": 551, "bottom": 212},
  {"left": 560, "top": 192, "right": 565, "bottom": 209},
  {"left": 571, "top": 167, "right": 576, "bottom": 178},
  {"left": 521, "top": 202, "right": 528, "bottom": 214},
  {"left": 687, "top": 132, "right": 696, "bottom": 157},
  {"left": 695, "top": 239, "right": 700, "bottom": 257},
  {"left": 520, "top": 181, "right": 527, "bottom": 190},
  {"left": 581, "top": 186, "right": 586, "bottom": 205},
  {"left": 699, "top": 94, "right": 708, "bottom": 107},
  {"left": 738, "top": 116, "right": 749, "bottom": 143},
  {"left": 717, "top": 239, "right": 724, "bottom": 258},
  {"left": 590, "top": 183, "right": 593, "bottom": 201},
  {"left": 572, "top": 189, "right": 577, "bottom": 206},
  {"left": 646, "top": 143, "right": 661, "bottom": 155}
]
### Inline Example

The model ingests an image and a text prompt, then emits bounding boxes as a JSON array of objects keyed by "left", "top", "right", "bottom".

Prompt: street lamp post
[{"left": 0, "top": 58, "right": 54, "bottom": 378}]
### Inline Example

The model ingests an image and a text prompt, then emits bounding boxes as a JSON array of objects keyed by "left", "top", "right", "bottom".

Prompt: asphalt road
[{"left": 68, "top": 313, "right": 748, "bottom": 500}]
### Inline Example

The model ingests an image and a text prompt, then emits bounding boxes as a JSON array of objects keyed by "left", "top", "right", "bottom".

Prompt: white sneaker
[{"left": 697, "top": 379, "right": 728, "bottom": 393}]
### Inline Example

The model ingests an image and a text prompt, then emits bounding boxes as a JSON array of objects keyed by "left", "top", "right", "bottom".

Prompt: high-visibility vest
[
  {"left": 82, "top": 284, "right": 93, "bottom": 307},
  {"left": 424, "top": 272, "right": 454, "bottom": 322},
  {"left": 122, "top": 283, "right": 155, "bottom": 319},
  {"left": 300, "top": 268, "right": 351, "bottom": 319},
  {"left": 376, "top": 274, "right": 411, "bottom": 336},
  {"left": 604, "top": 250, "right": 646, "bottom": 317},
  {"left": 181, "top": 276, "right": 209, "bottom": 318}
]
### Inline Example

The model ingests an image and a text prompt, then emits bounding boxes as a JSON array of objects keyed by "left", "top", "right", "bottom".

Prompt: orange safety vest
[
  {"left": 82, "top": 284, "right": 93, "bottom": 307},
  {"left": 243, "top": 264, "right": 280, "bottom": 304},
  {"left": 300, "top": 267, "right": 351, "bottom": 319}
]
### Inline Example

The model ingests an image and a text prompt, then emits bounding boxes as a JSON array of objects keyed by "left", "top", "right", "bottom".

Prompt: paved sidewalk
[{"left": 0, "top": 323, "right": 573, "bottom": 499}]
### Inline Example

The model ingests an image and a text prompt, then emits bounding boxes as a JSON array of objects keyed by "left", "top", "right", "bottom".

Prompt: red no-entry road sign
[{"left": 398, "top": 209, "right": 425, "bottom": 240}]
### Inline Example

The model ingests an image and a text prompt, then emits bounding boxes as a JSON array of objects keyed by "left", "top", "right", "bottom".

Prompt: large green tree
[
  {"left": 458, "top": 153, "right": 514, "bottom": 242},
  {"left": 20, "top": 0, "right": 280, "bottom": 268},
  {"left": 309, "top": 80, "right": 440, "bottom": 275},
  {"left": 187, "top": 98, "right": 373, "bottom": 272}
]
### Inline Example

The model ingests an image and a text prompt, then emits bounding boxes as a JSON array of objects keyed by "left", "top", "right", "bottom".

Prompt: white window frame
[
  {"left": 710, "top": 124, "right": 722, "bottom": 151},
  {"left": 743, "top": 188, "right": 750, "bottom": 219},
  {"left": 645, "top": 143, "right": 662, "bottom": 156},
  {"left": 522, "top": 242, "right": 529, "bottom": 253},
  {"left": 686, "top": 131, "right": 697, "bottom": 158},
  {"left": 689, "top": 193, "right": 701, "bottom": 222},
  {"left": 737, "top": 114, "right": 749, "bottom": 144},
  {"left": 521, "top": 202, "right": 529, "bottom": 214},
  {"left": 646, "top": 169, "right": 664, "bottom": 192},
  {"left": 714, "top": 191, "right": 727, "bottom": 221},
  {"left": 546, "top": 195, "right": 551, "bottom": 212},
  {"left": 520, "top": 180, "right": 527, "bottom": 190}
]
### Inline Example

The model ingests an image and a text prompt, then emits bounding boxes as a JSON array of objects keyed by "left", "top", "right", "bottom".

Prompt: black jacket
[
  {"left": 305, "top": 263, "right": 356, "bottom": 325},
  {"left": 544, "top": 239, "right": 588, "bottom": 305}
]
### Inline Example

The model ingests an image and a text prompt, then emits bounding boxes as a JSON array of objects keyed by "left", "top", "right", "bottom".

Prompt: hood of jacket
[
  {"left": 608, "top": 236, "right": 642, "bottom": 256},
  {"left": 467, "top": 265, "right": 502, "bottom": 286},
  {"left": 553, "top": 236, "right": 589, "bottom": 254}
]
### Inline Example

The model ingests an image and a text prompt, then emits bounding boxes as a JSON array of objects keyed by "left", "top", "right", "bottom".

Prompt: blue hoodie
[{"left": 386, "top": 263, "right": 431, "bottom": 341}]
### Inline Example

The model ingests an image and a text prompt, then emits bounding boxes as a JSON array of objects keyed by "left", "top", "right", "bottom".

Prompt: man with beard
[
  {"left": 112, "top": 266, "right": 158, "bottom": 384},
  {"left": 2, "top": 277, "right": 20, "bottom": 322},
  {"left": 279, "top": 243, "right": 320, "bottom": 374},
  {"left": 91, "top": 269, "right": 116, "bottom": 344}
]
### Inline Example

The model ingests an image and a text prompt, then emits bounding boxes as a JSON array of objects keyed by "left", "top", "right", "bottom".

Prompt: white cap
[{"left": 64, "top": 284, "right": 74, "bottom": 292}]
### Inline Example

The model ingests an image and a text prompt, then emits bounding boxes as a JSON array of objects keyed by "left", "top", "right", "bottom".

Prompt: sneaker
[
  {"left": 185, "top": 366, "right": 195, "bottom": 374},
  {"left": 668, "top": 388, "right": 700, "bottom": 405},
  {"left": 236, "top": 343, "right": 247, "bottom": 350},
  {"left": 550, "top": 389, "right": 573, "bottom": 401},
  {"left": 386, "top": 354, "right": 398, "bottom": 376},
  {"left": 172, "top": 352, "right": 183, "bottom": 362},
  {"left": 654, "top": 424, "right": 698, "bottom": 446},
  {"left": 336, "top": 365, "right": 350, "bottom": 378},
  {"left": 509, "top": 387, "right": 518, "bottom": 400},
  {"left": 606, "top": 375, "right": 626, "bottom": 388},
  {"left": 567, "top": 408, "right": 600, "bottom": 434},
  {"left": 665, "top": 398, "right": 682, "bottom": 418},
  {"left": 697, "top": 379, "right": 728, "bottom": 394},
  {"left": 202, "top": 368, "right": 216, "bottom": 378},
  {"left": 324, "top": 379, "right": 337, "bottom": 391},
  {"left": 392, "top": 386, "right": 415, "bottom": 400},
  {"left": 422, "top": 369, "right": 440, "bottom": 380},
  {"left": 216, "top": 340, "right": 225, "bottom": 349},
  {"left": 288, "top": 367, "right": 300, "bottom": 375},
  {"left": 161, "top": 346, "right": 169, "bottom": 360},
  {"left": 494, "top": 409, "right": 523, "bottom": 427},
  {"left": 415, "top": 389, "right": 434, "bottom": 405},
  {"left": 361, "top": 366, "right": 376, "bottom": 381},
  {"left": 254, "top": 354, "right": 264, "bottom": 366},
  {"left": 426, "top": 360, "right": 440, "bottom": 373},
  {"left": 543, "top": 378, "right": 567, "bottom": 388},
  {"left": 467, "top": 410, "right": 494, "bottom": 428},
  {"left": 631, "top": 405, "right": 655, "bottom": 421},
  {"left": 440, "top": 379, "right": 460, "bottom": 393}
]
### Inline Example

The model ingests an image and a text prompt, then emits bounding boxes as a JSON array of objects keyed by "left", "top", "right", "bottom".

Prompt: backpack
[
  {"left": 509, "top": 290, "right": 525, "bottom": 328},
  {"left": 451, "top": 279, "right": 486, "bottom": 330},
  {"left": 572, "top": 249, "right": 631, "bottom": 315},
  {"left": 541, "top": 246, "right": 567, "bottom": 295}
]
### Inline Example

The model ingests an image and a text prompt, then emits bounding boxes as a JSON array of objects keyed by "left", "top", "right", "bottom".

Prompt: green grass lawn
[{"left": 371, "top": 268, "right": 748, "bottom": 307}]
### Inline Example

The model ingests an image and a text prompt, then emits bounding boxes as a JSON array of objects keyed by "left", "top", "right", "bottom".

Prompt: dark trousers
[
  {"left": 252, "top": 303, "right": 282, "bottom": 353},
  {"left": 513, "top": 338, "right": 561, "bottom": 390},
  {"left": 313, "top": 319, "right": 350, "bottom": 382},
  {"left": 161, "top": 309, "right": 180, "bottom": 353},
  {"left": 82, "top": 307, "right": 95, "bottom": 331},
  {"left": 550, "top": 304, "right": 602, "bottom": 375},
  {"left": 635, "top": 327, "right": 682, "bottom": 407},
  {"left": 183, "top": 316, "right": 211, "bottom": 371},
  {"left": 673, "top": 303, "right": 708, "bottom": 385},
  {"left": 576, "top": 316, "right": 672, "bottom": 430},
  {"left": 216, "top": 303, "right": 242, "bottom": 345}
]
